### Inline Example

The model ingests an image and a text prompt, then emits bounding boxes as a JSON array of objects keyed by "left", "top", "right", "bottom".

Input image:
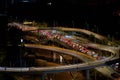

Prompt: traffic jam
[{"left": 35, "top": 30, "right": 106, "bottom": 60}]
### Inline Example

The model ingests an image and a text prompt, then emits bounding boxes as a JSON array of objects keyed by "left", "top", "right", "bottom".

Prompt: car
[{"left": 114, "top": 63, "right": 120, "bottom": 71}]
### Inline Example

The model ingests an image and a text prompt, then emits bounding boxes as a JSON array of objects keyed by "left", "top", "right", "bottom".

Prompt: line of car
[{"left": 36, "top": 30, "right": 107, "bottom": 60}]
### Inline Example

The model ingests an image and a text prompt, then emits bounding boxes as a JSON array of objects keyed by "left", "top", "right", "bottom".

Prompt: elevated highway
[
  {"left": 8, "top": 22, "right": 107, "bottom": 40},
  {"left": 2, "top": 22, "right": 120, "bottom": 79},
  {"left": 0, "top": 44, "right": 115, "bottom": 73}
]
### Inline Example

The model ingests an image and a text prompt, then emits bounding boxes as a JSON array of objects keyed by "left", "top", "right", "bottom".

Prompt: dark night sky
[{"left": 0, "top": 0, "right": 120, "bottom": 38}]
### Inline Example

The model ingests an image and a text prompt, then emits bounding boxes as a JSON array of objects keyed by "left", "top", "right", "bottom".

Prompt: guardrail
[{"left": 0, "top": 57, "right": 113, "bottom": 73}]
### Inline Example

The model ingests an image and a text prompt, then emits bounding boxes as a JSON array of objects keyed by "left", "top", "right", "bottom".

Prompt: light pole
[
  {"left": 72, "top": 20, "right": 75, "bottom": 28},
  {"left": 86, "top": 69, "right": 90, "bottom": 80}
]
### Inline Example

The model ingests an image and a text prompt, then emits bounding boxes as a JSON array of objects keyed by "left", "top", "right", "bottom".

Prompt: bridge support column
[
  {"left": 86, "top": 69, "right": 90, "bottom": 80},
  {"left": 41, "top": 73, "right": 46, "bottom": 80},
  {"left": 59, "top": 55, "right": 63, "bottom": 64},
  {"left": 53, "top": 53, "right": 56, "bottom": 62}
]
